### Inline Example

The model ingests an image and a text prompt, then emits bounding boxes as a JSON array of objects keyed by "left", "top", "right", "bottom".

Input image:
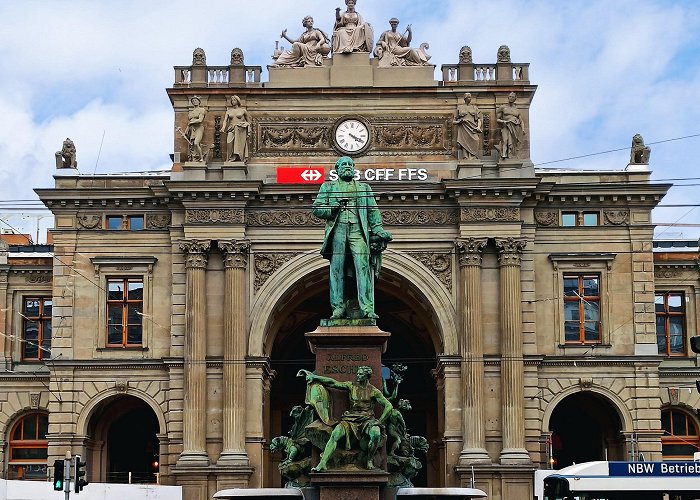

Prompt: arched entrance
[
  {"left": 85, "top": 395, "right": 160, "bottom": 484},
  {"left": 548, "top": 392, "right": 625, "bottom": 468},
  {"left": 265, "top": 266, "right": 442, "bottom": 487}
]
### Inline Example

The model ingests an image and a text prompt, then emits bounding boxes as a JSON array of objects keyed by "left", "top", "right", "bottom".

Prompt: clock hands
[{"left": 348, "top": 133, "right": 365, "bottom": 144}]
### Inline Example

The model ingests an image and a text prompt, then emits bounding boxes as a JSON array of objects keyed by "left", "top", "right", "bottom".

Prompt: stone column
[
  {"left": 455, "top": 238, "right": 490, "bottom": 464},
  {"left": 495, "top": 237, "right": 530, "bottom": 464},
  {"left": 177, "top": 239, "right": 211, "bottom": 467},
  {"left": 217, "top": 239, "right": 250, "bottom": 467}
]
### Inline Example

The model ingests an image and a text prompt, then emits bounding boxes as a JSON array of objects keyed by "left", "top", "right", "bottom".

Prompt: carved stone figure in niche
[
  {"left": 497, "top": 44, "right": 511, "bottom": 63},
  {"left": 55, "top": 138, "right": 77, "bottom": 168},
  {"left": 496, "top": 92, "right": 523, "bottom": 159},
  {"left": 192, "top": 47, "right": 206, "bottom": 66},
  {"left": 184, "top": 96, "right": 207, "bottom": 162},
  {"left": 454, "top": 93, "right": 483, "bottom": 159},
  {"left": 374, "top": 18, "right": 430, "bottom": 68},
  {"left": 459, "top": 45, "right": 473, "bottom": 64},
  {"left": 220, "top": 95, "right": 250, "bottom": 162},
  {"left": 630, "top": 133, "right": 651, "bottom": 164},
  {"left": 275, "top": 16, "right": 331, "bottom": 67},
  {"left": 230, "top": 47, "right": 244, "bottom": 65},
  {"left": 333, "top": 0, "right": 373, "bottom": 53},
  {"left": 298, "top": 366, "right": 393, "bottom": 471}
]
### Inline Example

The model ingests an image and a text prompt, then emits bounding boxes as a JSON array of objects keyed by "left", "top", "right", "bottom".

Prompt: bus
[{"left": 542, "top": 461, "right": 700, "bottom": 500}]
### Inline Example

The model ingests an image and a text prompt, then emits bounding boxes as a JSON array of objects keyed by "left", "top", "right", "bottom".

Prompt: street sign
[{"left": 277, "top": 167, "right": 325, "bottom": 184}]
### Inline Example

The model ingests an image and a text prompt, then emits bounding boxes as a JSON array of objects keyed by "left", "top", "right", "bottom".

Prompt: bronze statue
[
  {"left": 298, "top": 366, "right": 392, "bottom": 471},
  {"left": 312, "top": 156, "right": 392, "bottom": 320}
]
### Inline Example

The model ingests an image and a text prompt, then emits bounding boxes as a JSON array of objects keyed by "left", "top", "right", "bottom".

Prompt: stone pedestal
[
  {"left": 311, "top": 470, "right": 389, "bottom": 500},
  {"left": 330, "top": 52, "right": 373, "bottom": 87},
  {"left": 182, "top": 161, "right": 207, "bottom": 181},
  {"left": 222, "top": 161, "right": 247, "bottom": 181}
]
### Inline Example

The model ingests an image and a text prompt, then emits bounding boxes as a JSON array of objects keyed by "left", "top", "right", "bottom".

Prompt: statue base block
[
  {"left": 305, "top": 325, "right": 389, "bottom": 389},
  {"left": 311, "top": 470, "right": 389, "bottom": 500}
]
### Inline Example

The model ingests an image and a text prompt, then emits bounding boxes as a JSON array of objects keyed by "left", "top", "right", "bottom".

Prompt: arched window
[
  {"left": 7, "top": 413, "right": 48, "bottom": 480},
  {"left": 661, "top": 408, "right": 700, "bottom": 459}
]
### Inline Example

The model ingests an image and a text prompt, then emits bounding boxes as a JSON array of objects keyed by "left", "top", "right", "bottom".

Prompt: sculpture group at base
[{"left": 270, "top": 364, "right": 428, "bottom": 488}]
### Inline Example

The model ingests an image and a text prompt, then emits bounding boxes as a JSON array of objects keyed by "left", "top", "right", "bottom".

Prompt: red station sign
[{"left": 276, "top": 166, "right": 325, "bottom": 184}]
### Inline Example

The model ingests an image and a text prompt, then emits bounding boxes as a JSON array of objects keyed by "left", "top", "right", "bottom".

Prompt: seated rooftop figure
[
  {"left": 275, "top": 15, "right": 330, "bottom": 67},
  {"left": 333, "top": 0, "right": 373, "bottom": 53},
  {"left": 374, "top": 18, "right": 430, "bottom": 68}
]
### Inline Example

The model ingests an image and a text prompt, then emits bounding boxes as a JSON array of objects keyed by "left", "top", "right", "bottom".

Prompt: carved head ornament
[
  {"left": 497, "top": 44, "right": 511, "bottom": 63},
  {"left": 230, "top": 47, "right": 244, "bottom": 65},
  {"left": 459, "top": 45, "right": 473, "bottom": 64},
  {"left": 192, "top": 47, "right": 206, "bottom": 66}
]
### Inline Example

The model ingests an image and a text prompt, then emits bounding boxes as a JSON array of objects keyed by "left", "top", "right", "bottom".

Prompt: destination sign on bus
[{"left": 609, "top": 461, "right": 700, "bottom": 477}]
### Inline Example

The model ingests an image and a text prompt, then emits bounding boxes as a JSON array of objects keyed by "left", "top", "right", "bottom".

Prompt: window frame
[
  {"left": 563, "top": 274, "right": 601, "bottom": 344},
  {"left": 106, "top": 215, "right": 144, "bottom": 231},
  {"left": 21, "top": 297, "right": 52, "bottom": 361},
  {"left": 655, "top": 291, "right": 687, "bottom": 356},
  {"left": 661, "top": 408, "right": 700, "bottom": 460},
  {"left": 106, "top": 277, "right": 144, "bottom": 347},
  {"left": 7, "top": 412, "right": 49, "bottom": 480},
  {"left": 560, "top": 211, "right": 601, "bottom": 227}
]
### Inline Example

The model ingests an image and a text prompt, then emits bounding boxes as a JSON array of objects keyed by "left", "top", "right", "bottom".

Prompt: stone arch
[
  {"left": 541, "top": 384, "right": 634, "bottom": 433},
  {"left": 0, "top": 392, "right": 50, "bottom": 441},
  {"left": 76, "top": 388, "right": 166, "bottom": 437},
  {"left": 248, "top": 250, "right": 458, "bottom": 357},
  {"left": 2, "top": 406, "right": 49, "bottom": 442}
]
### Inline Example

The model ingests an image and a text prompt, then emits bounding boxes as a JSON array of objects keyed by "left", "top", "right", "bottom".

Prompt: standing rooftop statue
[
  {"left": 274, "top": 15, "right": 331, "bottom": 67},
  {"left": 312, "top": 156, "right": 392, "bottom": 321},
  {"left": 333, "top": 0, "right": 373, "bottom": 53},
  {"left": 630, "top": 133, "right": 651, "bottom": 164},
  {"left": 454, "top": 93, "right": 483, "bottom": 160},
  {"left": 374, "top": 18, "right": 430, "bottom": 68},
  {"left": 55, "top": 138, "right": 77, "bottom": 169}
]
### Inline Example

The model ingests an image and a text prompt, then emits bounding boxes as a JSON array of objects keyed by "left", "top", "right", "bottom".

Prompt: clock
[{"left": 333, "top": 118, "right": 370, "bottom": 155}]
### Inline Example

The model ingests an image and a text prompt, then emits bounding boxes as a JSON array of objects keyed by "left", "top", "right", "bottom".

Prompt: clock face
[{"left": 334, "top": 119, "right": 370, "bottom": 154}]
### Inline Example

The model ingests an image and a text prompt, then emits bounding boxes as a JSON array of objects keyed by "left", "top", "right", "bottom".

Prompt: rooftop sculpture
[
  {"left": 55, "top": 138, "right": 77, "bottom": 169},
  {"left": 374, "top": 18, "right": 430, "bottom": 68},
  {"left": 274, "top": 16, "right": 331, "bottom": 67}
]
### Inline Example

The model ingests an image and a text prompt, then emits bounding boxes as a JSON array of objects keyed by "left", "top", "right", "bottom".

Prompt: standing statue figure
[
  {"left": 630, "top": 133, "right": 651, "bottom": 164},
  {"left": 220, "top": 95, "right": 250, "bottom": 162},
  {"left": 333, "top": 0, "right": 373, "bottom": 53},
  {"left": 55, "top": 138, "right": 77, "bottom": 169},
  {"left": 374, "top": 18, "right": 430, "bottom": 68},
  {"left": 496, "top": 91, "right": 523, "bottom": 159},
  {"left": 185, "top": 96, "right": 207, "bottom": 162},
  {"left": 454, "top": 93, "right": 483, "bottom": 160},
  {"left": 275, "top": 16, "right": 331, "bottom": 67},
  {"left": 312, "top": 156, "right": 392, "bottom": 320},
  {"left": 298, "top": 366, "right": 393, "bottom": 471}
]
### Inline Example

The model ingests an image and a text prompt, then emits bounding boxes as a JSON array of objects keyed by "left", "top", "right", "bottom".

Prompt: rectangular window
[
  {"left": 656, "top": 292, "right": 686, "bottom": 355},
  {"left": 561, "top": 212, "right": 577, "bottom": 227},
  {"left": 582, "top": 212, "right": 599, "bottom": 226},
  {"left": 107, "top": 215, "right": 144, "bottom": 230},
  {"left": 107, "top": 216, "right": 123, "bottom": 230},
  {"left": 129, "top": 216, "right": 144, "bottom": 230},
  {"left": 106, "top": 278, "right": 143, "bottom": 347},
  {"left": 563, "top": 274, "right": 601, "bottom": 343},
  {"left": 21, "top": 298, "right": 52, "bottom": 361}
]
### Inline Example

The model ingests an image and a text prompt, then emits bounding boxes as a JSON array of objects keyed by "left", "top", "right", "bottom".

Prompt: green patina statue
[
  {"left": 312, "top": 156, "right": 392, "bottom": 320},
  {"left": 298, "top": 366, "right": 392, "bottom": 471}
]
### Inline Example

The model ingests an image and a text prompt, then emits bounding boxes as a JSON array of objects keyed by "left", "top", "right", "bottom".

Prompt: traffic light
[
  {"left": 690, "top": 336, "right": 700, "bottom": 354},
  {"left": 73, "top": 455, "right": 88, "bottom": 493},
  {"left": 52, "top": 460, "right": 64, "bottom": 491}
]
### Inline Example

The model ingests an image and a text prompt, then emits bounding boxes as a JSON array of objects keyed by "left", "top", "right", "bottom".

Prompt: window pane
[
  {"left": 128, "top": 281, "right": 144, "bottom": 300},
  {"left": 564, "top": 301, "right": 579, "bottom": 321},
  {"left": 108, "top": 304, "right": 123, "bottom": 325},
  {"left": 11, "top": 447, "right": 48, "bottom": 461},
  {"left": 668, "top": 294, "right": 683, "bottom": 312},
  {"left": 655, "top": 294, "right": 665, "bottom": 312},
  {"left": 108, "top": 325, "right": 123, "bottom": 345},
  {"left": 129, "top": 216, "right": 144, "bottom": 230},
  {"left": 671, "top": 411, "right": 686, "bottom": 435},
  {"left": 657, "top": 332, "right": 666, "bottom": 354},
  {"left": 23, "top": 299, "right": 39, "bottom": 317},
  {"left": 127, "top": 325, "right": 142, "bottom": 345},
  {"left": 662, "top": 442, "right": 697, "bottom": 458},
  {"left": 107, "top": 216, "right": 122, "bottom": 230},
  {"left": 670, "top": 334, "right": 684, "bottom": 354},
  {"left": 564, "top": 322, "right": 579, "bottom": 342},
  {"left": 562, "top": 213, "right": 577, "bottom": 226},
  {"left": 584, "top": 301, "right": 599, "bottom": 321},
  {"left": 584, "top": 322, "right": 600, "bottom": 341},
  {"left": 669, "top": 316, "right": 684, "bottom": 335},
  {"left": 108, "top": 281, "right": 124, "bottom": 301},
  {"left": 37, "top": 415, "right": 48, "bottom": 440},
  {"left": 127, "top": 304, "right": 142, "bottom": 326},
  {"left": 42, "top": 300, "right": 52, "bottom": 316},
  {"left": 8, "top": 464, "right": 48, "bottom": 480},
  {"left": 13, "top": 422, "right": 22, "bottom": 440},
  {"left": 582, "top": 213, "right": 598, "bottom": 226},
  {"left": 23, "top": 321, "right": 39, "bottom": 359},
  {"left": 583, "top": 277, "right": 599, "bottom": 297},
  {"left": 661, "top": 411, "right": 671, "bottom": 433},
  {"left": 563, "top": 278, "right": 579, "bottom": 296},
  {"left": 23, "top": 414, "right": 37, "bottom": 440}
]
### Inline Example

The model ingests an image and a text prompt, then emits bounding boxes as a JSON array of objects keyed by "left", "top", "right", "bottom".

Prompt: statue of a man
[
  {"left": 496, "top": 91, "right": 523, "bottom": 159},
  {"left": 298, "top": 366, "right": 393, "bottom": 471},
  {"left": 312, "top": 156, "right": 392, "bottom": 320}
]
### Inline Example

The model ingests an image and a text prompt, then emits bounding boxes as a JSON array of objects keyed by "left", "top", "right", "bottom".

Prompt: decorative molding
[
  {"left": 461, "top": 207, "right": 520, "bottom": 222},
  {"left": 253, "top": 253, "right": 298, "bottom": 292},
  {"left": 185, "top": 209, "right": 244, "bottom": 224},
  {"left": 482, "top": 113, "right": 491, "bottom": 156},
  {"left": 603, "top": 210, "right": 630, "bottom": 225},
  {"left": 179, "top": 240, "right": 211, "bottom": 269},
  {"left": 247, "top": 210, "right": 324, "bottom": 227},
  {"left": 455, "top": 237, "right": 488, "bottom": 267},
  {"left": 579, "top": 378, "right": 593, "bottom": 390},
  {"left": 549, "top": 252, "right": 616, "bottom": 271},
  {"left": 90, "top": 256, "right": 157, "bottom": 276},
  {"left": 30, "top": 393, "right": 40, "bottom": 409},
  {"left": 382, "top": 209, "right": 459, "bottom": 226},
  {"left": 213, "top": 115, "right": 222, "bottom": 159},
  {"left": 668, "top": 387, "right": 679, "bottom": 405},
  {"left": 534, "top": 210, "right": 558, "bottom": 227},
  {"left": 654, "top": 265, "right": 693, "bottom": 279},
  {"left": 495, "top": 237, "right": 527, "bottom": 266},
  {"left": 218, "top": 239, "right": 250, "bottom": 269},
  {"left": 115, "top": 379, "right": 129, "bottom": 393},
  {"left": 408, "top": 251, "right": 452, "bottom": 291},
  {"left": 77, "top": 215, "right": 102, "bottom": 229},
  {"left": 25, "top": 273, "right": 52, "bottom": 284},
  {"left": 145, "top": 214, "right": 171, "bottom": 229}
]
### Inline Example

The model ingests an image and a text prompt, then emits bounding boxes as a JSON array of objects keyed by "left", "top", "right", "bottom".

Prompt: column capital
[
  {"left": 218, "top": 239, "right": 250, "bottom": 269},
  {"left": 455, "top": 238, "right": 488, "bottom": 267},
  {"left": 495, "top": 237, "right": 527, "bottom": 266},
  {"left": 179, "top": 239, "right": 212, "bottom": 269}
]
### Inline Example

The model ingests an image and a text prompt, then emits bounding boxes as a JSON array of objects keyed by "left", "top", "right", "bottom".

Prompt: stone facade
[{"left": 0, "top": 42, "right": 698, "bottom": 500}]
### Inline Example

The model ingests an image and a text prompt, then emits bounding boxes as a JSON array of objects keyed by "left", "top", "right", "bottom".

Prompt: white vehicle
[{"left": 542, "top": 461, "right": 700, "bottom": 500}]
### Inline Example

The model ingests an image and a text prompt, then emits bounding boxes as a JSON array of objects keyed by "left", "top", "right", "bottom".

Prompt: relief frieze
[
  {"left": 534, "top": 210, "right": 558, "bottom": 226},
  {"left": 381, "top": 209, "right": 459, "bottom": 225},
  {"left": 185, "top": 209, "right": 244, "bottom": 224},
  {"left": 408, "top": 251, "right": 452, "bottom": 291},
  {"left": 247, "top": 210, "right": 324, "bottom": 227},
  {"left": 461, "top": 207, "right": 520, "bottom": 222},
  {"left": 254, "top": 253, "right": 299, "bottom": 292},
  {"left": 145, "top": 214, "right": 172, "bottom": 229},
  {"left": 77, "top": 215, "right": 102, "bottom": 229},
  {"left": 603, "top": 210, "right": 630, "bottom": 225}
]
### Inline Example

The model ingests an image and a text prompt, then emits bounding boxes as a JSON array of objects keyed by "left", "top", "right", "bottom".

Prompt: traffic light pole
[{"left": 63, "top": 451, "right": 71, "bottom": 500}]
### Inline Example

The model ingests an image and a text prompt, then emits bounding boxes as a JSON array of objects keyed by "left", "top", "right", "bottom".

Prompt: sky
[{"left": 0, "top": 0, "right": 698, "bottom": 242}]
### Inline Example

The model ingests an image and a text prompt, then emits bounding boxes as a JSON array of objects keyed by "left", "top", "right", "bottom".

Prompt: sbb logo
[{"left": 277, "top": 167, "right": 325, "bottom": 184}]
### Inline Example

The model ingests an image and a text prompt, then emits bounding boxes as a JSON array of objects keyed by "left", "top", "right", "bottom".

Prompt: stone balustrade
[
  {"left": 441, "top": 62, "right": 530, "bottom": 84},
  {"left": 174, "top": 65, "right": 263, "bottom": 87}
]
